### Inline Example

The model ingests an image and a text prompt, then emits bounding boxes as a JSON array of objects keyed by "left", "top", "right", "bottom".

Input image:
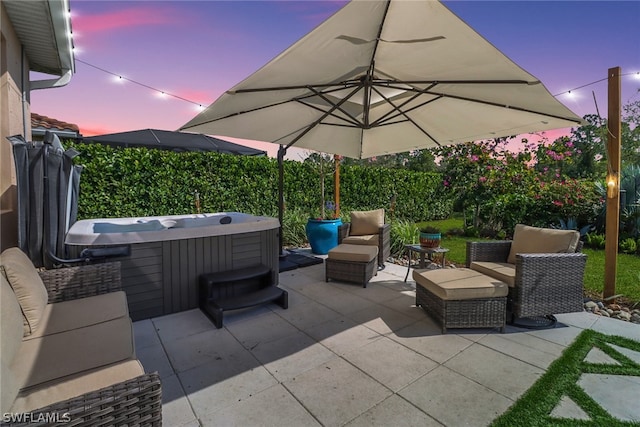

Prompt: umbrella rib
[
  {"left": 189, "top": 82, "right": 364, "bottom": 129},
  {"left": 306, "top": 86, "right": 363, "bottom": 126},
  {"left": 369, "top": 85, "right": 442, "bottom": 145},
  {"left": 422, "top": 91, "right": 584, "bottom": 124},
  {"left": 284, "top": 83, "right": 364, "bottom": 150},
  {"left": 370, "top": 83, "right": 439, "bottom": 127},
  {"left": 376, "top": 95, "right": 443, "bottom": 125},
  {"left": 367, "top": 80, "right": 583, "bottom": 125},
  {"left": 296, "top": 99, "right": 362, "bottom": 128},
  {"left": 231, "top": 80, "right": 362, "bottom": 94}
]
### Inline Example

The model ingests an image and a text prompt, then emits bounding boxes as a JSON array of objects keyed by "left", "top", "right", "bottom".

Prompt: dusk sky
[{"left": 31, "top": 0, "right": 640, "bottom": 158}]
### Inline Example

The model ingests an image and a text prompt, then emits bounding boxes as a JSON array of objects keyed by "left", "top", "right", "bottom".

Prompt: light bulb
[{"left": 607, "top": 177, "right": 617, "bottom": 198}]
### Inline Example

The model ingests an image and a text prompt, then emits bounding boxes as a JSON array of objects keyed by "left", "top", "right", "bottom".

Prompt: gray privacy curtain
[{"left": 8, "top": 132, "right": 82, "bottom": 268}]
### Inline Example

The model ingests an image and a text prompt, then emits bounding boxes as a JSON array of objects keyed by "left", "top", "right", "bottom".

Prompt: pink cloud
[
  {"left": 80, "top": 124, "right": 118, "bottom": 137},
  {"left": 73, "top": 6, "right": 176, "bottom": 34},
  {"left": 173, "top": 89, "right": 218, "bottom": 106}
]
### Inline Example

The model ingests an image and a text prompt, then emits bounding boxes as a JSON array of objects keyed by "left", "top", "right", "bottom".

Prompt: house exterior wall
[{"left": 1, "top": 2, "right": 31, "bottom": 251}]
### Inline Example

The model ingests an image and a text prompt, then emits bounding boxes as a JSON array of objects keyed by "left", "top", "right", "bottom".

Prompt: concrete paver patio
[{"left": 133, "top": 261, "right": 640, "bottom": 426}]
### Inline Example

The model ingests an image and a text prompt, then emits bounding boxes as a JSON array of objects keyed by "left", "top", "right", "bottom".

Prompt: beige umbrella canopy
[
  {"left": 181, "top": 0, "right": 584, "bottom": 257},
  {"left": 181, "top": 0, "right": 583, "bottom": 158}
]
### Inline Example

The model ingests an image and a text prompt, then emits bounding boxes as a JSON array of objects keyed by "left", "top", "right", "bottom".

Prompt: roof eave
[{"left": 4, "top": 0, "right": 75, "bottom": 77}]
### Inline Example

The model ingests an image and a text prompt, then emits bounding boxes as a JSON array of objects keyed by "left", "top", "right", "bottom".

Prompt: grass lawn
[
  {"left": 419, "top": 218, "right": 640, "bottom": 302},
  {"left": 491, "top": 329, "right": 640, "bottom": 426}
]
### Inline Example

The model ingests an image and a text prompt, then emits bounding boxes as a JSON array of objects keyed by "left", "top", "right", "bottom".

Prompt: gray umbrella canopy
[
  {"left": 86, "top": 129, "right": 266, "bottom": 156},
  {"left": 181, "top": 0, "right": 583, "bottom": 158}
]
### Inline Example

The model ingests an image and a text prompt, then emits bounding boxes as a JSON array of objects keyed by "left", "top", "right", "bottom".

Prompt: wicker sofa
[
  {"left": 338, "top": 209, "right": 391, "bottom": 268},
  {"left": 466, "top": 224, "right": 587, "bottom": 323},
  {"left": 0, "top": 248, "right": 161, "bottom": 426}
]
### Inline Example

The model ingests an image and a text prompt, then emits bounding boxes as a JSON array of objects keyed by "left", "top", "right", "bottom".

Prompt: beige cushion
[
  {"left": 12, "top": 316, "right": 135, "bottom": 389},
  {"left": 24, "top": 291, "right": 129, "bottom": 340},
  {"left": 470, "top": 262, "right": 516, "bottom": 287},
  {"left": 1, "top": 274, "right": 25, "bottom": 413},
  {"left": 1, "top": 360, "right": 20, "bottom": 414},
  {"left": 342, "top": 234, "right": 378, "bottom": 246},
  {"left": 350, "top": 209, "right": 384, "bottom": 236},
  {"left": 1, "top": 275, "right": 24, "bottom": 364},
  {"left": 413, "top": 268, "right": 508, "bottom": 300},
  {"left": 0, "top": 248, "right": 48, "bottom": 336},
  {"left": 507, "top": 224, "right": 580, "bottom": 264},
  {"left": 11, "top": 359, "right": 145, "bottom": 413},
  {"left": 328, "top": 244, "right": 378, "bottom": 262}
]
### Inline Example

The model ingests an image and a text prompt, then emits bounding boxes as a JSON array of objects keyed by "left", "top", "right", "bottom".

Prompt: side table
[{"left": 404, "top": 244, "right": 449, "bottom": 282}]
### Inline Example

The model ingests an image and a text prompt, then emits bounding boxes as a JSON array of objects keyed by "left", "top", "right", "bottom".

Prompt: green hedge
[{"left": 70, "top": 143, "right": 452, "bottom": 222}]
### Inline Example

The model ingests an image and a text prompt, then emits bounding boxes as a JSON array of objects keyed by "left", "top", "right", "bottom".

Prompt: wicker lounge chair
[
  {"left": 466, "top": 224, "right": 587, "bottom": 327},
  {"left": 1, "top": 249, "right": 162, "bottom": 426},
  {"left": 338, "top": 209, "right": 390, "bottom": 268}
]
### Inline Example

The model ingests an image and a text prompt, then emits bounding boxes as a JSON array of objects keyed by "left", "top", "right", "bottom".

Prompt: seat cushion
[
  {"left": 12, "top": 316, "right": 135, "bottom": 389},
  {"left": 0, "top": 275, "right": 25, "bottom": 413},
  {"left": 24, "top": 291, "right": 129, "bottom": 340},
  {"left": 342, "top": 234, "right": 378, "bottom": 246},
  {"left": 328, "top": 244, "right": 378, "bottom": 262},
  {"left": 350, "top": 209, "right": 384, "bottom": 236},
  {"left": 0, "top": 248, "right": 49, "bottom": 336},
  {"left": 413, "top": 268, "right": 508, "bottom": 300},
  {"left": 1, "top": 360, "right": 20, "bottom": 414},
  {"left": 470, "top": 262, "right": 516, "bottom": 287},
  {"left": 507, "top": 224, "right": 580, "bottom": 264},
  {"left": 11, "top": 359, "right": 145, "bottom": 413},
  {"left": 1, "top": 275, "right": 24, "bottom": 365}
]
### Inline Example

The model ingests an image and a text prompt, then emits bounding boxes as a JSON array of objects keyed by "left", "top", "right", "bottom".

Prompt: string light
[
  {"left": 76, "top": 58, "right": 205, "bottom": 107},
  {"left": 553, "top": 71, "right": 639, "bottom": 97},
  {"left": 76, "top": 58, "right": 637, "bottom": 109}
]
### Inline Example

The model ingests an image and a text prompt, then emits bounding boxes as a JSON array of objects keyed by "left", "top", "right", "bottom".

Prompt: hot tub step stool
[{"left": 199, "top": 265, "right": 287, "bottom": 328}]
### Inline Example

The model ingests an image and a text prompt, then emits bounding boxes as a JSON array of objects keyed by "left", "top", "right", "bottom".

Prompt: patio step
[{"left": 199, "top": 265, "right": 287, "bottom": 328}]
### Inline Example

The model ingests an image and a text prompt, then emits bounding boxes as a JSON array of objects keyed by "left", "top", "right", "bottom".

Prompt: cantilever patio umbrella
[{"left": 180, "top": 0, "right": 584, "bottom": 253}]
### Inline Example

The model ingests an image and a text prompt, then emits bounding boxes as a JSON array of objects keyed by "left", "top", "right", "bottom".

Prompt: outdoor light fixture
[{"left": 607, "top": 174, "right": 618, "bottom": 199}]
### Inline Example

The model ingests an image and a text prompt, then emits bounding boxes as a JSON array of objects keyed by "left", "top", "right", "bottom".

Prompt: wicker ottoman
[
  {"left": 413, "top": 268, "right": 508, "bottom": 333},
  {"left": 326, "top": 244, "right": 378, "bottom": 287}
]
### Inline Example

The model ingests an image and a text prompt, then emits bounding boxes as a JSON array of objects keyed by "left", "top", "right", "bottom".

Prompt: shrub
[
  {"left": 68, "top": 143, "right": 452, "bottom": 223},
  {"left": 619, "top": 238, "right": 637, "bottom": 254},
  {"left": 585, "top": 233, "right": 606, "bottom": 249},
  {"left": 419, "top": 225, "right": 440, "bottom": 234},
  {"left": 446, "top": 228, "right": 465, "bottom": 237},
  {"left": 464, "top": 226, "right": 480, "bottom": 238},
  {"left": 390, "top": 220, "right": 419, "bottom": 257},
  {"left": 281, "top": 208, "right": 309, "bottom": 248}
]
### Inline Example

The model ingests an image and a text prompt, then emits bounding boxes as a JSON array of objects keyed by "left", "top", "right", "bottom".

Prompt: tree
[
  {"left": 539, "top": 101, "right": 640, "bottom": 180},
  {"left": 405, "top": 149, "right": 437, "bottom": 172},
  {"left": 304, "top": 152, "right": 335, "bottom": 218},
  {"left": 621, "top": 100, "right": 640, "bottom": 167}
]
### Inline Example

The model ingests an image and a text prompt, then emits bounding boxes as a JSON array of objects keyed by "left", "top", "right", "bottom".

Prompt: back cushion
[
  {"left": 350, "top": 209, "right": 384, "bottom": 236},
  {"left": 1, "top": 275, "right": 25, "bottom": 412},
  {"left": 507, "top": 224, "right": 580, "bottom": 264},
  {"left": 0, "top": 248, "right": 49, "bottom": 336}
]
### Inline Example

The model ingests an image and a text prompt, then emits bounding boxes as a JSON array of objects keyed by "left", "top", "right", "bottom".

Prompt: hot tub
[
  {"left": 66, "top": 212, "right": 279, "bottom": 246},
  {"left": 66, "top": 212, "right": 280, "bottom": 320}
]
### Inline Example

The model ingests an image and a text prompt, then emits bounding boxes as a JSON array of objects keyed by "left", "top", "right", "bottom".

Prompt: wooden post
[
  {"left": 604, "top": 66, "right": 621, "bottom": 300},
  {"left": 278, "top": 145, "right": 286, "bottom": 256},
  {"left": 334, "top": 154, "right": 340, "bottom": 218}
]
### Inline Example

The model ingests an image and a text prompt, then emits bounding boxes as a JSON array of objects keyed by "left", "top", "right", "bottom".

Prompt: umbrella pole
[
  {"left": 334, "top": 154, "right": 340, "bottom": 218},
  {"left": 278, "top": 145, "right": 287, "bottom": 257}
]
